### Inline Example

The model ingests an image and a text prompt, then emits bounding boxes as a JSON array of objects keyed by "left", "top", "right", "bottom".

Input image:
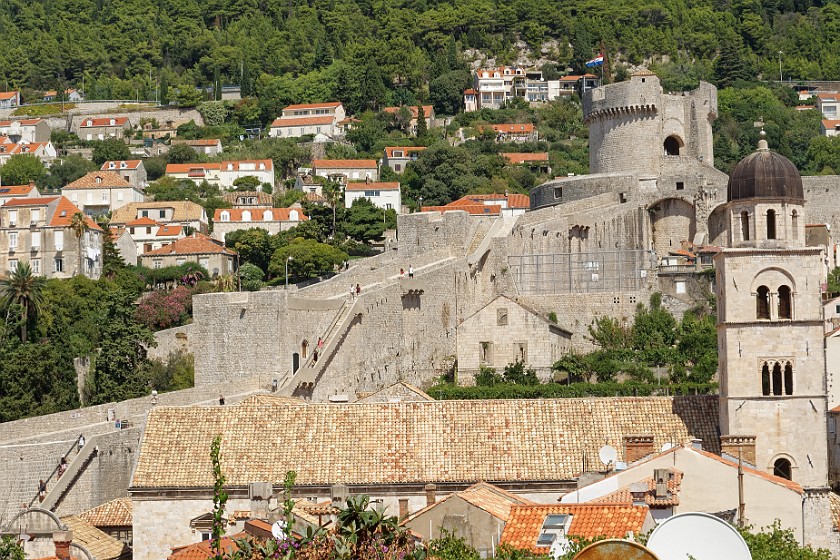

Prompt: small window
[
  {"left": 762, "top": 363, "right": 771, "bottom": 396},
  {"left": 619, "top": 192, "right": 628, "bottom": 203},
  {"left": 8, "top": 259, "right": 17, "bottom": 272},
  {"left": 772, "top": 363, "right": 783, "bottom": 396},
  {"left": 778, "top": 285, "right": 792, "bottom": 319},
  {"left": 773, "top": 458, "right": 792, "bottom": 480},
  {"left": 792, "top": 210, "right": 799, "bottom": 238},
  {"left": 741, "top": 211, "right": 750, "bottom": 241},
  {"left": 54, "top": 258, "right": 63, "bottom": 272},
  {"left": 515, "top": 342, "right": 527, "bottom": 362},
  {"left": 554, "top": 187, "right": 563, "bottom": 199},
  {"left": 159, "top": 210, "right": 165, "bottom": 218},
  {"left": 676, "top": 281, "right": 686, "bottom": 294},
  {"left": 767, "top": 209, "right": 776, "bottom": 240},
  {"left": 153, "top": 259, "right": 162, "bottom": 269},
  {"left": 479, "top": 342, "right": 493, "bottom": 364},
  {"left": 497, "top": 308, "right": 508, "bottom": 326},
  {"left": 756, "top": 286, "right": 770, "bottom": 319},
  {"left": 784, "top": 362, "right": 793, "bottom": 395},
  {"left": 676, "top": 181, "right": 684, "bottom": 190}
]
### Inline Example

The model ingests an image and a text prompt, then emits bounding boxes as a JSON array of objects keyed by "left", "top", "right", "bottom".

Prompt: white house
[
  {"left": 61, "top": 171, "right": 145, "bottom": 216},
  {"left": 312, "top": 159, "right": 378, "bottom": 184},
  {"left": 382, "top": 146, "right": 426, "bottom": 173},
  {"left": 165, "top": 160, "right": 274, "bottom": 190},
  {"left": 817, "top": 93, "right": 840, "bottom": 119},
  {"left": 821, "top": 119, "right": 840, "bottom": 137},
  {"left": 212, "top": 207, "right": 308, "bottom": 241},
  {"left": 0, "top": 119, "right": 51, "bottom": 143},
  {"left": 382, "top": 105, "right": 435, "bottom": 135},
  {"left": 100, "top": 160, "right": 148, "bottom": 189},
  {"left": 0, "top": 92, "right": 21, "bottom": 109},
  {"left": 77, "top": 117, "right": 131, "bottom": 141},
  {"left": 0, "top": 140, "right": 57, "bottom": 167},
  {"left": 110, "top": 201, "right": 209, "bottom": 234},
  {"left": 344, "top": 181, "right": 401, "bottom": 213},
  {"left": 172, "top": 139, "right": 223, "bottom": 156},
  {"left": 121, "top": 218, "right": 186, "bottom": 256},
  {"left": 269, "top": 102, "right": 346, "bottom": 139}
]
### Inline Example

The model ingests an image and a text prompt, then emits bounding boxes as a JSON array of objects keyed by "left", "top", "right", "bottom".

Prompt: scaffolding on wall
[{"left": 508, "top": 250, "right": 657, "bottom": 295}]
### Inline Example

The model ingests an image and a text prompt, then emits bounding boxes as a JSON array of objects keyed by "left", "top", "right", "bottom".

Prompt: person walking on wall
[
  {"left": 219, "top": 394, "right": 225, "bottom": 405},
  {"left": 355, "top": 283, "right": 361, "bottom": 295},
  {"left": 57, "top": 457, "right": 67, "bottom": 480},
  {"left": 408, "top": 265, "right": 414, "bottom": 278},
  {"left": 38, "top": 480, "right": 46, "bottom": 502}
]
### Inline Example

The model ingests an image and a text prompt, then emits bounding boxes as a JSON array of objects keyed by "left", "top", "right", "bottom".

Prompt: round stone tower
[{"left": 583, "top": 70, "right": 717, "bottom": 175}]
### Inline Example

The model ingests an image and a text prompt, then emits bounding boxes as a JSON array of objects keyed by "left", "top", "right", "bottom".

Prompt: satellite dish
[
  {"left": 599, "top": 445, "right": 618, "bottom": 466},
  {"left": 549, "top": 536, "right": 571, "bottom": 559},
  {"left": 660, "top": 442, "right": 675, "bottom": 453},
  {"left": 573, "top": 539, "right": 660, "bottom": 560},
  {"left": 647, "top": 512, "right": 751, "bottom": 560},
  {"left": 271, "top": 520, "right": 286, "bottom": 540}
]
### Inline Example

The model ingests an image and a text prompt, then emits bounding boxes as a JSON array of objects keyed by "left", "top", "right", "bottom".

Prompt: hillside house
[
  {"left": 110, "top": 201, "right": 209, "bottom": 234},
  {"left": 165, "top": 160, "right": 274, "bottom": 190},
  {"left": 269, "top": 102, "right": 346, "bottom": 139},
  {"left": 382, "top": 146, "right": 425, "bottom": 173},
  {"left": 822, "top": 119, "right": 840, "bottom": 137},
  {"left": 62, "top": 172, "right": 145, "bottom": 216},
  {"left": 222, "top": 191, "right": 273, "bottom": 208},
  {"left": 100, "top": 160, "right": 148, "bottom": 189},
  {"left": 0, "top": 91, "right": 21, "bottom": 108},
  {"left": 0, "top": 119, "right": 51, "bottom": 143},
  {"left": 140, "top": 233, "right": 236, "bottom": 277},
  {"left": 312, "top": 159, "right": 378, "bottom": 184},
  {"left": 0, "top": 139, "right": 57, "bottom": 166},
  {"left": 77, "top": 117, "right": 130, "bottom": 141},
  {"left": 213, "top": 207, "right": 308, "bottom": 241},
  {"left": 817, "top": 93, "right": 840, "bottom": 119},
  {"left": 488, "top": 123, "right": 538, "bottom": 143},
  {"left": 382, "top": 105, "right": 435, "bottom": 135},
  {"left": 122, "top": 219, "right": 185, "bottom": 256},
  {"left": 344, "top": 181, "right": 401, "bottom": 213},
  {"left": 0, "top": 196, "right": 102, "bottom": 278},
  {"left": 171, "top": 139, "right": 223, "bottom": 156},
  {"left": 0, "top": 182, "right": 40, "bottom": 203},
  {"left": 501, "top": 152, "right": 550, "bottom": 173}
]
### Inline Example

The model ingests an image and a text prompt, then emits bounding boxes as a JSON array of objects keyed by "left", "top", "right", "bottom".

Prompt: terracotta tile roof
[
  {"left": 79, "top": 117, "right": 129, "bottom": 127},
  {"left": 64, "top": 171, "right": 132, "bottom": 190},
  {"left": 490, "top": 123, "right": 535, "bottom": 134},
  {"left": 817, "top": 93, "right": 839, "bottom": 101},
  {"left": 312, "top": 159, "right": 377, "bottom": 169},
  {"left": 453, "top": 193, "right": 531, "bottom": 209},
  {"left": 831, "top": 492, "right": 840, "bottom": 530},
  {"left": 0, "top": 184, "right": 38, "bottom": 197},
  {"left": 283, "top": 101, "right": 342, "bottom": 110},
  {"left": 355, "top": 382, "right": 434, "bottom": 403},
  {"left": 100, "top": 160, "right": 142, "bottom": 170},
  {"left": 222, "top": 191, "right": 273, "bottom": 205},
  {"left": 131, "top": 396, "right": 719, "bottom": 488},
  {"left": 50, "top": 197, "right": 102, "bottom": 230},
  {"left": 157, "top": 224, "right": 183, "bottom": 237},
  {"left": 62, "top": 516, "right": 131, "bottom": 560},
  {"left": 591, "top": 471, "right": 682, "bottom": 507},
  {"left": 500, "top": 504, "right": 650, "bottom": 553},
  {"left": 110, "top": 201, "right": 206, "bottom": 224},
  {"left": 404, "top": 482, "right": 534, "bottom": 525},
  {"left": 423, "top": 203, "right": 502, "bottom": 215},
  {"left": 502, "top": 152, "right": 549, "bottom": 164},
  {"left": 382, "top": 105, "right": 433, "bottom": 118},
  {"left": 384, "top": 146, "right": 426, "bottom": 158},
  {"left": 166, "top": 163, "right": 221, "bottom": 174},
  {"left": 214, "top": 207, "right": 308, "bottom": 222},
  {"left": 271, "top": 116, "right": 335, "bottom": 127},
  {"left": 222, "top": 159, "right": 273, "bottom": 172},
  {"left": 345, "top": 182, "right": 400, "bottom": 191},
  {"left": 822, "top": 119, "right": 840, "bottom": 128},
  {"left": 0, "top": 119, "right": 44, "bottom": 126},
  {"left": 169, "top": 533, "right": 244, "bottom": 560},
  {"left": 464, "top": 88, "right": 477, "bottom": 94},
  {"left": 4, "top": 196, "right": 58, "bottom": 207},
  {"left": 182, "top": 139, "right": 222, "bottom": 146},
  {"left": 125, "top": 217, "right": 159, "bottom": 227},
  {"left": 305, "top": 192, "right": 326, "bottom": 202},
  {"left": 143, "top": 234, "right": 236, "bottom": 257},
  {"left": 0, "top": 92, "right": 19, "bottom": 101}
]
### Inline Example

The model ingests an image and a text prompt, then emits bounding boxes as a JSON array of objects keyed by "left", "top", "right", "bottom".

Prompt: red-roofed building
[
  {"left": 62, "top": 171, "right": 145, "bottom": 216},
  {"left": 76, "top": 117, "right": 131, "bottom": 141},
  {"left": 0, "top": 118, "right": 51, "bottom": 142},
  {"left": 269, "top": 102, "right": 346, "bottom": 139},
  {"left": 499, "top": 504, "right": 654, "bottom": 554},
  {"left": 501, "top": 152, "right": 551, "bottom": 173},
  {"left": 165, "top": 160, "right": 274, "bottom": 190},
  {"left": 467, "top": 67, "right": 598, "bottom": 110},
  {"left": 0, "top": 139, "right": 57, "bottom": 165},
  {"left": 821, "top": 119, "right": 840, "bottom": 137},
  {"left": 382, "top": 146, "right": 426, "bottom": 173},
  {"left": 382, "top": 105, "right": 435, "bottom": 136},
  {"left": 344, "top": 182, "right": 401, "bottom": 213},
  {"left": 312, "top": 159, "right": 378, "bottom": 184},
  {"left": 0, "top": 196, "right": 103, "bottom": 278},
  {"left": 100, "top": 160, "right": 148, "bottom": 189},
  {"left": 140, "top": 233, "right": 236, "bottom": 277},
  {"left": 171, "top": 138, "right": 223, "bottom": 157},
  {"left": 487, "top": 123, "right": 538, "bottom": 143},
  {"left": 0, "top": 181, "right": 41, "bottom": 203},
  {"left": 213, "top": 207, "right": 308, "bottom": 241},
  {"left": 422, "top": 193, "right": 529, "bottom": 218},
  {"left": 0, "top": 91, "right": 21, "bottom": 108}
]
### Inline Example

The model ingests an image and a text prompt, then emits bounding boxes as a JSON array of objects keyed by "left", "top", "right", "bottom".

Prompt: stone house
[
  {"left": 140, "top": 233, "right": 236, "bottom": 277},
  {"left": 222, "top": 190, "right": 273, "bottom": 208},
  {"left": 171, "top": 139, "right": 223, "bottom": 156},
  {"left": 122, "top": 218, "right": 185, "bottom": 256},
  {"left": 212, "top": 207, "right": 308, "bottom": 242},
  {"left": 0, "top": 182, "right": 40, "bottom": 203},
  {"left": 0, "top": 119, "right": 51, "bottom": 143},
  {"left": 61, "top": 171, "right": 145, "bottom": 216},
  {"left": 344, "top": 181, "right": 401, "bottom": 213},
  {"left": 0, "top": 196, "right": 102, "bottom": 278},
  {"left": 487, "top": 123, "right": 538, "bottom": 143},
  {"left": 381, "top": 146, "right": 425, "bottom": 173},
  {"left": 128, "top": 394, "right": 719, "bottom": 560},
  {"left": 817, "top": 92, "right": 840, "bottom": 119},
  {"left": 77, "top": 117, "right": 131, "bottom": 141},
  {"left": 0, "top": 91, "right": 21, "bottom": 108},
  {"left": 165, "top": 159, "right": 274, "bottom": 190},
  {"left": 501, "top": 152, "right": 550, "bottom": 174},
  {"left": 100, "top": 160, "right": 148, "bottom": 189},
  {"left": 108, "top": 226, "right": 139, "bottom": 266},
  {"left": 110, "top": 201, "right": 209, "bottom": 235},
  {"left": 382, "top": 105, "right": 435, "bottom": 135},
  {"left": 401, "top": 482, "right": 534, "bottom": 557},
  {"left": 456, "top": 295, "right": 572, "bottom": 383},
  {"left": 312, "top": 159, "right": 378, "bottom": 185},
  {"left": 821, "top": 119, "right": 840, "bottom": 137},
  {"left": 269, "top": 102, "right": 346, "bottom": 139},
  {"left": 62, "top": 514, "right": 131, "bottom": 560},
  {"left": 0, "top": 139, "right": 57, "bottom": 166}
]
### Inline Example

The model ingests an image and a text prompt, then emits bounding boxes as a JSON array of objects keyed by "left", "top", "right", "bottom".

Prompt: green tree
[
  {"left": 238, "top": 262, "right": 265, "bottom": 291},
  {"left": 0, "top": 154, "right": 46, "bottom": 185},
  {"left": 177, "top": 85, "right": 205, "bottom": 108},
  {"left": 742, "top": 522, "right": 830, "bottom": 560},
  {"left": 42, "top": 154, "right": 97, "bottom": 191},
  {"left": 416, "top": 105, "right": 428, "bottom": 138},
  {"left": 427, "top": 530, "right": 480, "bottom": 560},
  {"left": 102, "top": 227, "right": 127, "bottom": 278},
  {"left": 225, "top": 228, "right": 275, "bottom": 273},
  {"left": 91, "top": 139, "right": 130, "bottom": 166},
  {"left": 69, "top": 212, "right": 90, "bottom": 277},
  {"left": 0, "top": 261, "right": 46, "bottom": 343},
  {"left": 159, "top": 72, "right": 170, "bottom": 106},
  {"left": 268, "top": 238, "right": 347, "bottom": 282},
  {"left": 343, "top": 198, "right": 388, "bottom": 243},
  {"left": 429, "top": 70, "right": 470, "bottom": 116},
  {"left": 168, "top": 143, "right": 201, "bottom": 164},
  {"left": 0, "top": 536, "right": 25, "bottom": 560}
]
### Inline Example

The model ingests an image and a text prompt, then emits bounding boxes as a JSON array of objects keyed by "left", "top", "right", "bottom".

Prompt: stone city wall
[{"left": 149, "top": 324, "right": 193, "bottom": 361}]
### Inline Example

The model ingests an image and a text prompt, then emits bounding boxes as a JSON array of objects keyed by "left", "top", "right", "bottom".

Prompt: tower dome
[{"left": 727, "top": 133, "right": 803, "bottom": 203}]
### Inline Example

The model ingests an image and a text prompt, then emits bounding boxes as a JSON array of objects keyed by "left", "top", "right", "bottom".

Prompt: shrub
[{"left": 135, "top": 286, "right": 194, "bottom": 330}]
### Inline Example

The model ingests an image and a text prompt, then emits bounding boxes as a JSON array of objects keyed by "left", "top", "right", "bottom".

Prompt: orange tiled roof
[
  {"left": 80, "top": 117, "right": 129, "bottom": 127},
  {"left": 4, "top": 196, "right": 58, "bottom": 207},
  {"left": 382, "top": 105, "right": 433, "bottom": 118},
  {"left": 50, "top": 197, "right": 102, "bottom": 230},
  {"left": 313, "top": 159, "right": 377, "bottom": 169},
  {"left": 404, "top": 482, "right": 534, "bottom": 525},
  {"left": 214, "top": 207, "right": 308, "bottom": 221},
  {"left": 490, "top": 123, "right": 535, "bottom": 133},
  {"left": 100, "top": 160, "right": 142, "bottom": 170},
  {"left": 271, "top": 116, "right": 335, "bottom": 127},
  {"left": 64, "top": 171, "right": 132, "bottom": 190},
  {"left": 125, "top": 217, "right": 159, "bottom": 227},
  {"left": 0, "top": 119, "right": 44, "bottom": 126},
  {"left": 183, "top": 139, "right": 221, "bottom": 146},
  {"left": 110, "top": 201, "right": 206, "bottom": 224},
  {"left": 384, "top": 146, "right": 426, "bottom": 158},
  {"left": 502, "top": 152, "right": 549, "bottom": 164},
  {"left": 822, "top": 119, "right": 840, "bottom": 128},
  {"left": 0, "top": 184, "right": 37, "bottom": 197},
  {"left": 422, "top": 204, "right": 502, "bottom": 216},
  {"left": 454, "top": 193, "right": 530, "bottom": 208},
  {"left": 0, "top": 92, "right": 19, "bottom": 101},
  {"left": 345, "top": 182, "right": 399, "bottom": 191},
  {"left": 283, "top": 101, "right": 342, "bottom": 110},
  {"left": 500, "top": 504, "right": 650, "bottom": 553},
  {"left": 817, "top": 93, "right": 839, "bottom": 101},
  {"left": 166, "top": 163, "right": 221, "bottom": 174},
  {"left": 157, "top": 224, "right": 183, "bottom": 237},
  {"left": 168, "top": 534, "right": 244, "bottom": 560},
  {"left": 62, "top": 515, "right": 131, "bottom": 560},
  {"left": 591, "top": 471, "right": 683, "bottom": 507},
  {"left": 143, "top": 234, "right": 235, "bottom": 257}
]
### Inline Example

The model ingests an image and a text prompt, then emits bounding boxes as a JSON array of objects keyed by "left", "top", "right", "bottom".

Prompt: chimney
[
  {"left": 628, "top": 482, "right": 648, "bottom": 506},
  {"left": 53, "top": 530, "right": 73, "bottom": 560},
  {"left": 399, "top": 498, "right": 409, "bottom": 520},
  {"left": 690, "top": 438, "right": 703, "bottom": 450},
  {"left": 623, "top": 434, "right": 655, "bottom": 463},
  {"left": 29, "top": 180, "right": 34, "bottom": 188},
  {"left": 653, "top": 468, "right": 670, "bottom": 499},
  {"left": 720, "top": 435, "right": 756, "bottom": 466},
  {"left": 424, "top": 483, "right": 436, "bottom": 506}
]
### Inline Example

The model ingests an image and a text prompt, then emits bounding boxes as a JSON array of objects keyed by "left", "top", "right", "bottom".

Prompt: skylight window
[{"left": 537, "top": 514, "right": 570, "bottom": 547}]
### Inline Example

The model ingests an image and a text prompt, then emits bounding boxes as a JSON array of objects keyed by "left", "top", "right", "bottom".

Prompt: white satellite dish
[
  {"left": 549, "top": 536, "right": 571, "bottom": 559},
  {"left": 647, "top": 512, "right": 751, "bottom": 560},
  {"left": 271, "top": 519, "right": 286, "bottom": 540},
  {"left": 599, "top": 445, "right": 618, "bottom": 466},
  {"left": 660, "top": 442, "right": 675, "bottom": 453}
]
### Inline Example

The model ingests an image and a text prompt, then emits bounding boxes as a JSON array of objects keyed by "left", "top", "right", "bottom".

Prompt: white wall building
[
  {"left": 213, "top": 207, "right": 308, "bottom": 241},
  {"left": 344, "top": 181, "right": 401, "bottom": 213},
  {"left": 269, "top": 102, "right": 346, "bottom": 138},
  {"left": 312, "top": 159, "right": 378, "bottom": 184},
  {"left": 165, "top": 160, "right": 274, "bottom": 190},
  {"left": 62, "top": 171, "right": 145, "bottom": 216}
]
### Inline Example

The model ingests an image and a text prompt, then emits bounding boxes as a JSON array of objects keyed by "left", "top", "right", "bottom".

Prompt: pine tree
[{"left": 416, "top": 105, "right": 428, "bottom": 138}]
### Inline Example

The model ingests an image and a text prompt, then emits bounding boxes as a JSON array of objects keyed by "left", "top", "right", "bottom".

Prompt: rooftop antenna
[{"left": 598, "top": 445, "right": 618, "bottom": 470}]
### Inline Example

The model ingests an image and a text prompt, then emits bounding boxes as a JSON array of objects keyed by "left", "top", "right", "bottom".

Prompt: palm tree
[
  {"left": 69, "top": 212, "right": 89, "bottom": 276},
  {"left": 322, "top": 179, "right": 342, "bottom": 237},
  {"left": 0, "top": 261, "right": 46, "bottom": 343}
]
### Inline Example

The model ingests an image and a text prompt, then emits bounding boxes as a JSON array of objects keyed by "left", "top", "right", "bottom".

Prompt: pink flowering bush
[{"left": 135, "top": 286, "right": 194, "bottom": 330}]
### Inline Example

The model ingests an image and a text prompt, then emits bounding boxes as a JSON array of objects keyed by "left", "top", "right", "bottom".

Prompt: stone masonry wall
[{"left": 148, "top": 324, "right": 193, "bottom": 361}]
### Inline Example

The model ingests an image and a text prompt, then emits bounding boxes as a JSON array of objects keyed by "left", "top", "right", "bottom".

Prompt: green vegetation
[
  {"left": 12, "top": 103, "right": 75, "bottom": 116},
  {"left": 429, "top": 380, "right": 717, "bottom": 400}
]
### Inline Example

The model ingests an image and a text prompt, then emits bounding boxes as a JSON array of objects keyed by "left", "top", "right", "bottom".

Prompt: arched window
[
  {"left": 791, "top": 210, "right": 798, "bottom": 239},
  {"left": 761, "top": 363, "right": 771, "bottom": 396},
  {"left": 756, "top": 285, "right": 770, "bottom": 319},
  {"left": 289, "top": 210, "right": 299, "bottom": 222},
  {"left": 778, "top": 285, "right": 792, "bottom": 319},
  {"left": 242, "top": 210, "right": 252, "bottom": 222},
  {"left": 663, "top": 136, "right": 682, "bottom": 156},
  {"left": 784, "top": 362, "right": 793, "bottom": 395},
  {"left": 772, "top": 363, "right": 783, "bottom": 396},
  {"left": 767, "top": 209, "right": 776, "bottom": 240},
  {"left": 773, "top": 458, "right": 792, "bottom": 480},
  {"left": 263, "top": 210, "right": 273, "bottom": 221},
  {"left": 741, "top": 211, "right": 750, "bottom": 241}
]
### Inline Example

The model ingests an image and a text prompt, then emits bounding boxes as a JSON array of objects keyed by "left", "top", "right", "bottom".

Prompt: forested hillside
[{"left": 1, "top": 0, "right": 839, "bottom": 110}]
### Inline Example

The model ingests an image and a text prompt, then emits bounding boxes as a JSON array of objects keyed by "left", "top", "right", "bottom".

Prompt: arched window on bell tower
[
  {"left": 761, "top": 362, "right": 771, "bottom": 396},
  {"left": 767, "top": 209, "right": 776, "bottom": 239},
  {"left": 778, "top": 285, "right": 791, "bottom": 319},
  {"left": 784, "top": 361, "right": 793, "bottom": 395},
  {"left": 773, "top": 457, "right": 792, "bottom": 480},
  {"left": 756, "top": 285, "right": 770, "bottom": 319},
  {"left": 741, "top": 211, "right": 750, "bottom": 241},
  {"left": 772, "top": 362, "right": 783, "bottom": 396}
]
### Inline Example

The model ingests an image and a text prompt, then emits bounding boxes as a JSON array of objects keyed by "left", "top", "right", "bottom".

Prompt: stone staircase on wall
[
  {"left": 26, "top": 439, "right": 81, "bottom": 509},
  {"left": 40, "top": 435, "right": 101, "bottom": 512}
]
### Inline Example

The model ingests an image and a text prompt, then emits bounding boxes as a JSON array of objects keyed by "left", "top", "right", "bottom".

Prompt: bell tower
[{"left": 716, "top": 132, "right": 828, "bottom": 488}]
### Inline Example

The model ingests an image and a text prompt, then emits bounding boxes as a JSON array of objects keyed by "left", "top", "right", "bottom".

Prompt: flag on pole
[{"left": 585, "top": 55, "right": 604, "bottom": 67}]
